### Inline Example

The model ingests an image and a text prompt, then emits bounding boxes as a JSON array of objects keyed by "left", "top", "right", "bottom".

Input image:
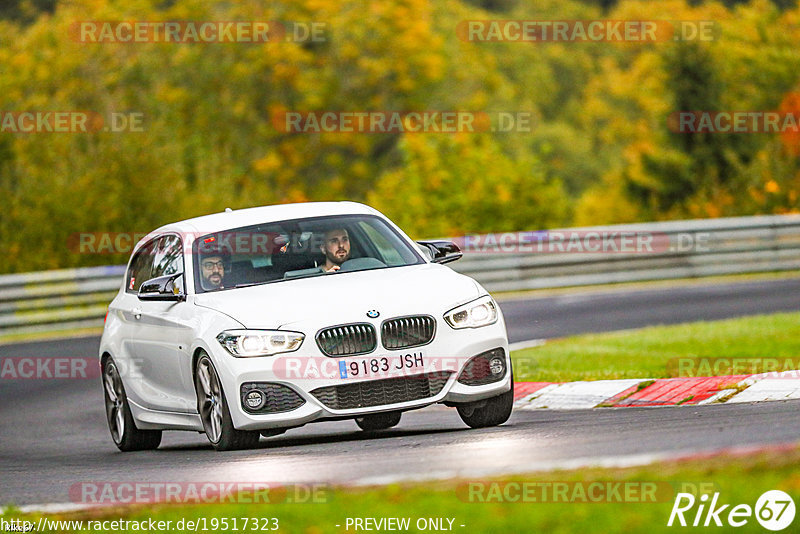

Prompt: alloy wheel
[
  {"left": 197, "top": 358, "right": 224, "bottom": 443},
  {"left": 103, "top": 361, "right": 126, "bottom": 444}
]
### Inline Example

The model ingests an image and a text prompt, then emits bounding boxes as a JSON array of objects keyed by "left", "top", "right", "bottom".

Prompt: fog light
[
  {"left": 489, "top": 357, "right": 504, "bottom": 375},
  {"left": 245, "top": 390, "right": 265, "bottom": 410},
  {"left": 457, "top": 348, "right": 506, "bottom": 386}
]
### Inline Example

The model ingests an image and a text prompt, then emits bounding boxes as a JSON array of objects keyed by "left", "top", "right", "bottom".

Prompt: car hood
[{"left": 192, "top": 263, "right": 482, "bottom": 330}]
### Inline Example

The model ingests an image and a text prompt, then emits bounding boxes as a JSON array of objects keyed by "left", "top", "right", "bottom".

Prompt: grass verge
[
  {"left": 511, "top": 312, "right": 800, "bottom": 382},
  {"left": 493, "top": 270, "right": 800, "bottom": 301},
  {"left": 0, "top": 327, "right": 102, "bottom": 346}
]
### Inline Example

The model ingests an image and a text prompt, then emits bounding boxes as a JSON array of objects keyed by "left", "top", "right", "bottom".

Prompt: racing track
[{"left": 1, "top": 277, "right": 799, "bottom": 507}]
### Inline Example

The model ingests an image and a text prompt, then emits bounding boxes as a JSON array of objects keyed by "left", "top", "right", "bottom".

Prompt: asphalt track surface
[{"left": 1, "top": 277, "right": 799, "bottom": 506}]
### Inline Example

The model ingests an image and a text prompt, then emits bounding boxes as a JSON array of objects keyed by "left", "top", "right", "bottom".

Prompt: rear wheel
[
  {"left": 355, "top": 411, "right": 402, "bottom": 431},
  {"left": 456, "top": 375, "right": 514, "bottom": 429},
  {"left": 195, "top": 353, "right": 260, "bottom": 451},
  {"left": 103, "top": 358, "right": 162, "bottom": 451}
]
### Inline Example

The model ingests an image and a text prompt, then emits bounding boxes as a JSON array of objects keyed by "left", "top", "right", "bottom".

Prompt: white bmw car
[{"left": 100, "top": 202, "right": 512, "bottom": 451}]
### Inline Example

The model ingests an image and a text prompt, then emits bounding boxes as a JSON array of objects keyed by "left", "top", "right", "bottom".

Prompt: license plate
[{"left": 339, "top": 351, "right": 424, "bottom": 379}]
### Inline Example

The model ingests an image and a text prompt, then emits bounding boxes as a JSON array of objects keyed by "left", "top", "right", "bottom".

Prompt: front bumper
[{"left": 210, "top": 321, "right": 511, "bottom": 431}]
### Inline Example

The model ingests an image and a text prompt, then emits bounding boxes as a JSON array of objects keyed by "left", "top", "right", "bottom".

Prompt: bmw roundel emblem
[{"left": 366, "top": 310, "right": 380, "bottom": 318}]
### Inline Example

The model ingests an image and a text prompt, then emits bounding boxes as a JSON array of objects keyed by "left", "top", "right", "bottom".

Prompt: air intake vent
[
  {"left": 316, "top": 323, "right": 377, "bottom": 357},
  {"left": 310, "top": 372, "right": 452, "bottom": 410}
]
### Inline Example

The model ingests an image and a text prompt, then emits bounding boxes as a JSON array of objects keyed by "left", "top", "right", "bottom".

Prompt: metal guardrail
[
  {"left": 0, "top": 265, "right": 125, "bottom": 336},
  {"left": 1, "top": 215, "right": 798, "bottom": 336},
  {"left": 449, "top": 214, "right": 800, "bottom": 292}
]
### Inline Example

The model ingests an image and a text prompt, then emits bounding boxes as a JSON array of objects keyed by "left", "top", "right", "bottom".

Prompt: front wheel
[
  {"left": 103, "top": 358, "right": 162, "bottom": 451},
  {"left": 195, "top": 353, "right": 260, "bottom": 451},
  {"left": 456, "top": 376, "right": 514, "bottom": 429},
  {"left": 355, "top": 411, "right": 402, "bottom": 431}
]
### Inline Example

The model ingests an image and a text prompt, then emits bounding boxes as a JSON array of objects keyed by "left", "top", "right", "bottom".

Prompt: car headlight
[
  {"left": 216, "top": 330, "right": 304, "bottom": 357},
  {"left": 443, "top": 295, "right": 498, "bottom": 329}
]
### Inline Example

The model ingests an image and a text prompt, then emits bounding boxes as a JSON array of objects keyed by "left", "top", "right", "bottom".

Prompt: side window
[
  {"left": 151, "top": 235, "right": 183, "bottom": 278},
  {"left": 126, "top": 240, "right": 157, "bottom": 294}
]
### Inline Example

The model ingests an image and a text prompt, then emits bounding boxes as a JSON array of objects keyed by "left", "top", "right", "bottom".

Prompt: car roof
[{"left": 137, "top": 201, "right": 382, "bottom": 249}]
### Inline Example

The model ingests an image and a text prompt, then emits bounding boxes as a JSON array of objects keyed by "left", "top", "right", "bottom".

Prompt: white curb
[
  {"left": 727, "top": 378, "right": 800, "bottom": 403},
  {"left": 517, "top": 379, "right": 643, "bottom": 410}
]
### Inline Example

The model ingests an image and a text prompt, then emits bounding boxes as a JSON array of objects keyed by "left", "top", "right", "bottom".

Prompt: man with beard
[
  {"left": 199, "top": 246, "right": 229, "bottom": 290},
  {"left": 319, "top": 227, "right": 351, "bottom": 272}
]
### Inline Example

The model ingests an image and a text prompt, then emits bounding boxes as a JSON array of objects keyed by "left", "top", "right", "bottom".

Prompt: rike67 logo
[{"left": 668, "top": 490, "right": 795, "bottom": 531}]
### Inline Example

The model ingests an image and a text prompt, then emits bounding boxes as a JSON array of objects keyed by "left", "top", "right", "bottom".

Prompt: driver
[
  {"left": 198, "top": 245, "right": 230, "bottom": 290},
  {"left": 319, "top": 228, "right": 351, "bottom": 272}
]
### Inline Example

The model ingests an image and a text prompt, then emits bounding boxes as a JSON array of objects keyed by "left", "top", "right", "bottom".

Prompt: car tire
[
  {"left": 195, "top": 352, "right": 260, "bottom": 451},
  {"left": 103, "top": 358, "right": 162, "bottom": 451},
  {"left": 456, "top": 374, "right": 514, "bottom": 429},
  {"left": 355, "top": 411, "right": 402, "bottom": 431}
]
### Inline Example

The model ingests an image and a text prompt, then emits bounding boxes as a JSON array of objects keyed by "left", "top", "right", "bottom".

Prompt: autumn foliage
[{"left": 1, "top": 0, "right": 800, "bottom": 272}]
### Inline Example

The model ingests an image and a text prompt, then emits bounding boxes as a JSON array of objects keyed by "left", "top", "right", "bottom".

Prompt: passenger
[{"left": 199, "top": 246, "right": 229, "bottom": 290}]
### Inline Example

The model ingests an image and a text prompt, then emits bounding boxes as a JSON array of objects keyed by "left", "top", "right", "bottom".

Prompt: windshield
[{"left": 192, "top": 214, "right": 424, "bottom": 293}]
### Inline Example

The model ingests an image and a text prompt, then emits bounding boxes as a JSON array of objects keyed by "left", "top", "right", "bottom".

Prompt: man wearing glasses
[{"left": 199, "top": 246, "right": 229, "bottom": 290}]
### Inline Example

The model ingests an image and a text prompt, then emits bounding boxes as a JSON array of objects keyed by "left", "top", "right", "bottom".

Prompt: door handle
[{"left": 132, "top": 307, "right": 142, "bottom": 320}]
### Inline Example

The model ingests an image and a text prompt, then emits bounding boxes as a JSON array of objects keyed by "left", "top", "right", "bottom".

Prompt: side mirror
[
  {"left": 138, "top": 273, "right": 186, "bottom": 302},
  {"left": 416, "top": 240, "right": 463, "bottom": 264}
]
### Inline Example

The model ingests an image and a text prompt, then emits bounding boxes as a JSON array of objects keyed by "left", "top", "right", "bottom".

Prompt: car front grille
[
  {"left": 316, "top": 323, "right": 377, "bottom": 357},
  {"left": 381, "top": 315, "right": 436, "bottom": 350},
  {"left": 310, "top": 372, "right": 452, "bottom": 410},
  {"left": 240, "top": 383, "right": 306, "bottom": 414}
]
